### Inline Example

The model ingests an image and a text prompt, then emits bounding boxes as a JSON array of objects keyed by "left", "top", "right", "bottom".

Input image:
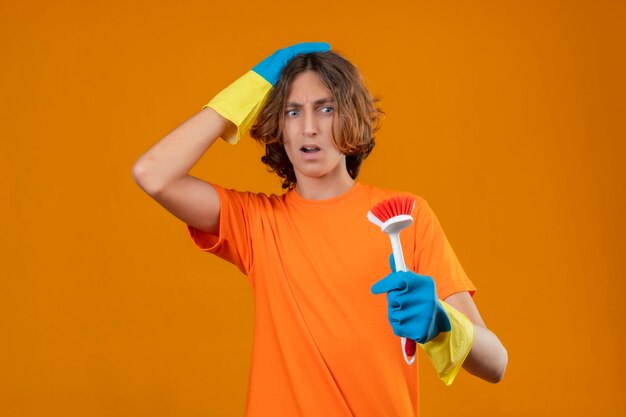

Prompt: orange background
[{"left": 2, "top": 0, "right": 625, "bottom": 416}]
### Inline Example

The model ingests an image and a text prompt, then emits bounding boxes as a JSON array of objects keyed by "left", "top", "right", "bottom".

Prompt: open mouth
[{"left": 300, "top": 146, "right": 321, "bottom": 153}]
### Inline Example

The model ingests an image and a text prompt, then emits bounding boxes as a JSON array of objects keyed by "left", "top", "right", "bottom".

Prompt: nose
[{"left": 302, "top": 109, "right": 318, "bottom": 136}]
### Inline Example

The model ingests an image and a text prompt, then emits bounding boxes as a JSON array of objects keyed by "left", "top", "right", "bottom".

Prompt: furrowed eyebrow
[{"left": 286, "top": 97, "right": 335, "bottom": 108}]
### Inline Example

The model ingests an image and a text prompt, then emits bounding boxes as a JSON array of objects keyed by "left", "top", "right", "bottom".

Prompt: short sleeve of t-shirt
[
  {"left": 412, "top": 198, "right": 476, "bottom": 299},
  {"left": 186, "top": 184, "right": 258, "bottom": 276}
]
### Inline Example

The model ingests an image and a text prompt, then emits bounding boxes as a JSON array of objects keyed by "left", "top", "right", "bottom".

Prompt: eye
[
  {"left": 320, "top": 106, "right": 334, "bottom": 114},
  {"left": 286, "top": 109, "right": 299, "bottom": 117}
]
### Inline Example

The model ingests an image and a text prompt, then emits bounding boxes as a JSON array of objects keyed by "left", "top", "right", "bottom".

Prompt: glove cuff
[
  {"left": 419, "top": 300, "right": 475, "bottom": 386},
  {"left": 203, "top": 70, "right": 272, "bottom": 144}
]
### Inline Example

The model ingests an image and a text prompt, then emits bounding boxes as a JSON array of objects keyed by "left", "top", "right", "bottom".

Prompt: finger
[
  {"left": 290, "top": 42, "right": 331, "bottom": 54},
  {"left": 371, "top": 273, "right": 407, "bottom": 295},
  {"left": 388, "top": 253, "right": 396, "bottom": 273},
  {"left": 404, "top": 273, "right": 436, "bottom": 295}
]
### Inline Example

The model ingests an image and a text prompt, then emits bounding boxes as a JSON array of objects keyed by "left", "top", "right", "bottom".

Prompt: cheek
[
  {"left": 331, "top": 117, "right": 341, "bottom": 140},
  {"left": 281, "top": 123, "right": 295, "bottom": 144},
  {"left": 330, "top": 125, "right": 343, "bottom": 151},
  {"left": 280, "top": 130, "right": 296, "bottom": 154}
]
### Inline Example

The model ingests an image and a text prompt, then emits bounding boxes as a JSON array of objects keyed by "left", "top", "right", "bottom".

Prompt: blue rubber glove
[
  {"left": 252, "top": 42, "right": 330, "bottom": 86},
  {"left": 371, "top": 255, "right": 451, "bottom": 344},
  {"left": 204, "top": 42, "right": 330, "bottom": 144}
]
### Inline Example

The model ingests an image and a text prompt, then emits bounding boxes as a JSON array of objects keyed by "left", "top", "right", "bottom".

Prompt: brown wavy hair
[{"left": 249, "top": 51, "right": 382, "bottom": 189}]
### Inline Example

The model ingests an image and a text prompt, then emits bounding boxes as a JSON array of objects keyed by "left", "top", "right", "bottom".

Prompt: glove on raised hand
[
  {"left": 203, "top": 42, "right": 330, "bottom": 144},
  {"left": 371, "top": 255, "right": 451, "bottom": 344}
]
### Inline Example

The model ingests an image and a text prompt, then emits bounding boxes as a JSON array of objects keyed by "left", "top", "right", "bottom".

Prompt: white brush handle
[
  {"left": 389, "top": 232, "right": 416, "bottom": 365},
  {"left": 390, "top": 232, "right": 407, "bottom": 272}
]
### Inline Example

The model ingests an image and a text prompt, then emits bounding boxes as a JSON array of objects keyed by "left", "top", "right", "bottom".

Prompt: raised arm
[
  {"left": 132, "top": 108, "right": 232, "bottom": 234},
  {"left": 132, "top": 42, "right": 331, "bottom": 234}
]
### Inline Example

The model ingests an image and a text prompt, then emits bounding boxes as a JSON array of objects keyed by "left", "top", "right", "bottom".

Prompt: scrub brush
[{"left": 367, "top": 195, "right": 417, "bottom": 365}]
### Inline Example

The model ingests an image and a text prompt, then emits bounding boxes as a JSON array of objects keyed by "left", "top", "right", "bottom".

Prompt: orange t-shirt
[{"left": 187, "top": 182, "right": 476, "bottom": 417}]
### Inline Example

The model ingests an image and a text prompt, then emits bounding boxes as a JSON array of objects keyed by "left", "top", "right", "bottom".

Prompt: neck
[{"left": 294, "top": 167, "right": 355, "bottom": 200}]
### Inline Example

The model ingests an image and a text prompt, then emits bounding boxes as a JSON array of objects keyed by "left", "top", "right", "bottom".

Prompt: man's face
[{"left": 282, "top": 70, "right": 347, "bottom": 185}]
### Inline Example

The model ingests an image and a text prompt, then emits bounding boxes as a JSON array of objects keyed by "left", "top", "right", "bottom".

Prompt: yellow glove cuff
[
  {"left": 419, "top": 300, "right": 475, "bottom": 386},
  {"left": 203, "top": 71, "right": 272, "bottom": 144}
]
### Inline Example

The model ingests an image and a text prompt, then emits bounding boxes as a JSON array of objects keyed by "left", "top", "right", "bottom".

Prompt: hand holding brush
[
  {"left": 371, "top": 255, "right": 451, "bottom": 343},
  {"left": 367, "top": 195, "right": 451, "bottom": 365}
]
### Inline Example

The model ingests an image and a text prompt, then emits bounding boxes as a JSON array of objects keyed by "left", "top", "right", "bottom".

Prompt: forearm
[
  {"left": 132, "top": 107, "right": 233, "bottom": 194},
  {"left": 443, "top": 291, "right": 508, "bottom": 383},
  {"left": 462, "top": 323, "right": 508, "bottom": 383}
]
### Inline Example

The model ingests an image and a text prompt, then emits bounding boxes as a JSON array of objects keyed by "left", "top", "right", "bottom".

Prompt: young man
[{"left": 133, "top": 43, "right": 507, "bottom": 416}]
